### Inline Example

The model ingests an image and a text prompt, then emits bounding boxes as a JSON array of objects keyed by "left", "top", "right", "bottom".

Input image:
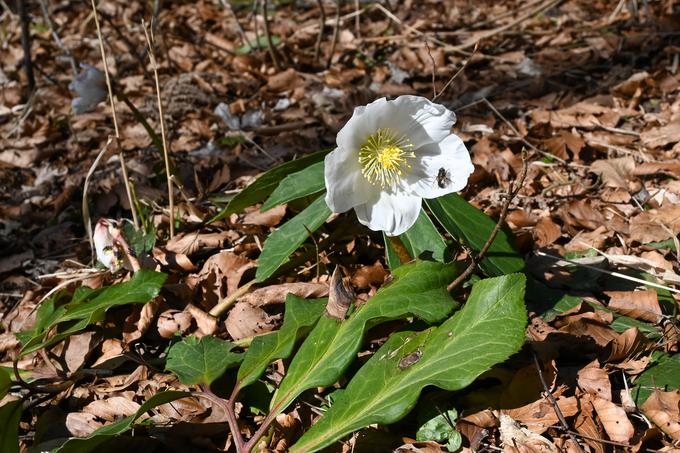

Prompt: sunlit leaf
[{"left": 166, "top": 336, "right": 243, "bottom": 386}]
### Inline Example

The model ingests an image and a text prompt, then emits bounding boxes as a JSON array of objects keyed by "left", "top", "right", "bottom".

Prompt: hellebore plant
[{"left": 324, "top": 95, "right": 474, "bottom": 236}]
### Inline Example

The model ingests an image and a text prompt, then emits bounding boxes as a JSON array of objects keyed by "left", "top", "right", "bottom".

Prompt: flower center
[{"left": 358, "top": 128, "right": 415, "bottom": 187}]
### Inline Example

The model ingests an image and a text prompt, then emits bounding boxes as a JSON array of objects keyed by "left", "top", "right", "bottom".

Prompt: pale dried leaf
[
  {"left": 591, "top": 396, "right": 634, "bottom": 442},
  {"left": 640, "top": 389, "right": 680, "bottom": 441}
]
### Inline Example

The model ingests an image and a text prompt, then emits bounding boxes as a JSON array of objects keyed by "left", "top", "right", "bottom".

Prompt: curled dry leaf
[
  {"left": 577, "top": 360, "right": 612, "bottom": 401},
  {"left": 186, "top": 304, "right": 217, "bottom": 337},
  {"left": 242, "top": 204, "right": 287, "bottom": 227},
  {"left": 605, "top": 290, "right": 662, "bottom": 323},
  {"left": 197, "top": 251, "right": 255, "bottom": 309},
  {"left": 351, "top": 261, "right": 388, "bottom": 289},
  {"left": 225, "top": 283, "right": 328, "bottom": 340},
  {"left": 590, "top": 156, "right": 636, "bottom": 190},
  {"left": 82, "top": 396, "right": 141, "bottom": 422},
  {"left": 629, "top": 205, "right": 680, "bottom": 243},
  {"left": 533, "top": 217, "right": 562, "bottom": 248},
  {"left": 65, "top": 412, "right": 103, "bottom": 438},
  {"left": 498, "top": 414, "right": 560, "bottom": 453},
  {"left": 502, "top": 396, "right": 578, "bottom": 435},
  {"left": 591, "top": 396, "right": 634, "bottom": 442},
  {"left": 157, "top": 309, "right": 193, "bottom": 339},
  {"left": 560, "top": 200, "right": 606, "bottom": 231},
  {"left": 123, "top": 296, "right": 162, "bottom": 344},
  {"left": 165, "top": 231, "right": 233, "bottom": 255},
  {"left": 574, "top": 394, "right": 605, "bottom": 453},
  {"left": 640, "top": 389, "right": 680, "bottom": 441},
  {"left": 326, "top": 267, "right": 355, "bottom": 320},
  {"left": 606, "top": 327, "right": 651, "bottom": 362},
  {"left": 633, "top": 161, "right": 680, "bottom": 180},
  {"left": 640, "top": 122, "right": 680, "bottom": 149}
]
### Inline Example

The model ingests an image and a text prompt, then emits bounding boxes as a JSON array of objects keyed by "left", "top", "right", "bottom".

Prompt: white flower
[
  {"left": 69, "top": 64, "right": 107, "bottom": 114},
  {"left": 324, "top": 95, "right": 474, "bottom": 236},
  {"left": 94, "top": 219, "right": 124, "bottom": 272}
]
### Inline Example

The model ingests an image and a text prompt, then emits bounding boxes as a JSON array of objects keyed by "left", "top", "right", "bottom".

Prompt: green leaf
[
  {"left": 19, "top": 271, "right": 166, "bottom": 356},
  {"left": 291, "top": 274, "right": 527, "bottom": 452},
  {"left": 0, "top": 368, "right": 10, "bottom": 400},
  {"left": 399, "top": 210, "right": 448, "bottom": 263},
  {"left": 426, "top": 194, "right": 524, "bottom": 275},
  {"left": 269, "top": 261, "right": 459, "bottom": 420},
  {"left": 383, "top": 232, "right": 403, "bottom": 270},
  {"left": 255, "top": 195, "right": 331, "bottom": 282},
  {"left": 261, "top": 161, "right": 325, "bottom": 212},
  {"left": 166, "top": 336, "right": 243, "bottom": 386},
  {"left": 236, "top": 295, "right": 327, "bottom": 391},
  {"left": 210, "top": 150, "right": 328, "bottom": 222},
  {"left": 58, "top": 270, "right": 166, "bottom": 324},
  {"left": 0, "top": 400, "right": 21, "bottom": 453},
  {"left": 122, "top": 222, "right": 156, "bottom": 255},
  {"left": 53, "top": 391, "right": 191, "bottom": 453},
  {"left": 417, "top": 409, "right": 462, "bottom": 452},
  {"left": 632, "top": 353, "right": 680, "bottom": 405},
  {"left": 236, "top": 35, "right": 281, "bottom": 54}
]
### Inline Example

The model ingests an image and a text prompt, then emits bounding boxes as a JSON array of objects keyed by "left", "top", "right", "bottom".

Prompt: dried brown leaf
[
  {"left": 640, "top": 389, "right": 680, "bottom": 441},
  {"left": 605, "top": 290, "right": 663, "bottom": 323},
  {"left": 591, "top": 396, "right": 634, "bottom": 442}
]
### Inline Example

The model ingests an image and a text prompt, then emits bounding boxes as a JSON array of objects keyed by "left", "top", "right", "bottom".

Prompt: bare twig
[
  {"left": 424, "top": 41, "right": 437, "bottom": 99},
  {"left": 89, "top": 0, "right": 140, "bottom": 229},
  {"left": 18, "top": 0, "right": 35, "bottom": 92},
  {"left": 481, "top": 97, "right": 568, "bottom": 165},
  {"left": 314, "top": 0, "right": 327, "bottom": 65},
  {"left": 261, "top": 0, "right": 281, "bottom": 70},
  {"left": 447, "top": 0, "right": 564, "bottom": 52},
  {"left": 326, "top": 0, "right": 341, "bottom": 69},
  {"left": 432, "top": 42, "right": 479, "bottom": 102},
  {"left": 83, "top": 137, "right": 113, "bottom": 264},
  {"left": 219, "top": 0, "right": 249, "bottom": 47},
  {"left": 354, "top": 0, "right": 360, "bottom": 37},
  {"left": 38, "top": 0, "right": 78, "bottom": 76},
  {"left": 143, "top": 20, "right": 175, "bottom": 239},
  {"left": 532, "top": 352, "right": 586, "bottom": 453},
  {"left": 251, "top": 0, "right": 261, "bottom": 51},
  {"left": 447, "top": 152, "right": 528, "bottom": 292}
]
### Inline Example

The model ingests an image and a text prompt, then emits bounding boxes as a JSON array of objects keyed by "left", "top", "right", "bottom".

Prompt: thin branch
[
  {"left": 424, "top": 41, "right": 437, "bottom": 99},
  {"left": 314, "top": 0, "right": 327, "bottom": 65},
  {"left": 532, "top": 352, "right": 586, "bottom": 453},
  {"left": 447, "top": 0, "right": 564, "bottom": 53},
  {"left": 326, "top": 0, "right": 341, "bottom": 69},
  {"left": 219, "top": 0, "right": 249, "bottom": 47},
  {"left": 447, "top": 151, "right": 528, "bottom": 292},
  {"left": 38, "top": 0, "right": 78, "bottom": 76},
  {"left": 143, "top": 20, "right": 175, "bottom": 239},
  {"left": 261, "top": 0, "right": 280, "bottom": 70},
  {"left": 432, "top": 41, "right": 479, "bottom": 102},
  {"left": 89, "top": 0, "right": 140, "bottom": 228},
  {"left": 482, "top": 97, "right": 568, "bottom": 165},
  {"left": 18, "top": 0, "right": 35, "bottom": 93}
]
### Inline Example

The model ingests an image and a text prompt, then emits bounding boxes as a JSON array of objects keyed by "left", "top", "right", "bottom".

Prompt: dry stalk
[
  {"left": 314, "top": 0, "right": 327, "bottom": 65},
  {"left": 142, "top": 20, "right": 175, "bottom": 239},
  {"left": 89, "top": 0, "right": 140, "bottom": 229},
  {"left": 326, "top": 0, "right": 341, "bottom": 69},
  {"left": 447, "top": 151, "right": 528, "bottom": 292},
  {"left": 18, "top": 0, "right": 35, "bottom": 92},
  {"left": 532, "top": 352, "right": 586, "bottom": 453},
  {"left": 261, "top": 0, "right": 281, "bottom": 70}
]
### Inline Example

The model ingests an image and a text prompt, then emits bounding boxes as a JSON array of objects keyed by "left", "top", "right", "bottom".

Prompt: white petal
[
  {"left": 406, "top": 134, "right": 474, "bottom": 199},
  {"left": 324, "top": 147, "right": 375, "bottom": 213},
  {"left": 354, "top": 190, "right": 421, "bottom": 236},
  {"left": 336, "top": 96, "right": 456, "bottom": 153},
  {"left": 387, "top": 95, "right": 457, "bottom": 148}
]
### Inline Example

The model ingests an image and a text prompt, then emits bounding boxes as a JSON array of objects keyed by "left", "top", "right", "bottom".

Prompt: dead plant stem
[
  {"left": 143, "top": 21, "right": 175, "bottom": 239},
  {"left": 89, "top": 0, "right": 140, "bottom": 228},
  {"left": 326, "top": 0, "right": 341, "bottom": 69},
  {"left": 314, "top": 0, "right": 327, "bottom": 65},
  {"left": 447, "top": 152, "right": 528, "bottom": 292},
  {"left": 532, "top": 352, "right": 586, "bottom": 453},
  {"left": 261, "top": 0, "right": 281, "bottom": 70},
  {"left": 18, "top": 0, "right": 35, "bottom": 92}
]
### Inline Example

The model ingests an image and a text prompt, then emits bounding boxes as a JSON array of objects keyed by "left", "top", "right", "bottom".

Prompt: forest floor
[{"left": 0, "top": 0, "right": 679, "bottom": 452}]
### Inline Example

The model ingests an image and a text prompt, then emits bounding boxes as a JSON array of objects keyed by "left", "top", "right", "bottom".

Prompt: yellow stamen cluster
[{"left": 358, "top": 128, "right": 414, "bottom": 187}]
